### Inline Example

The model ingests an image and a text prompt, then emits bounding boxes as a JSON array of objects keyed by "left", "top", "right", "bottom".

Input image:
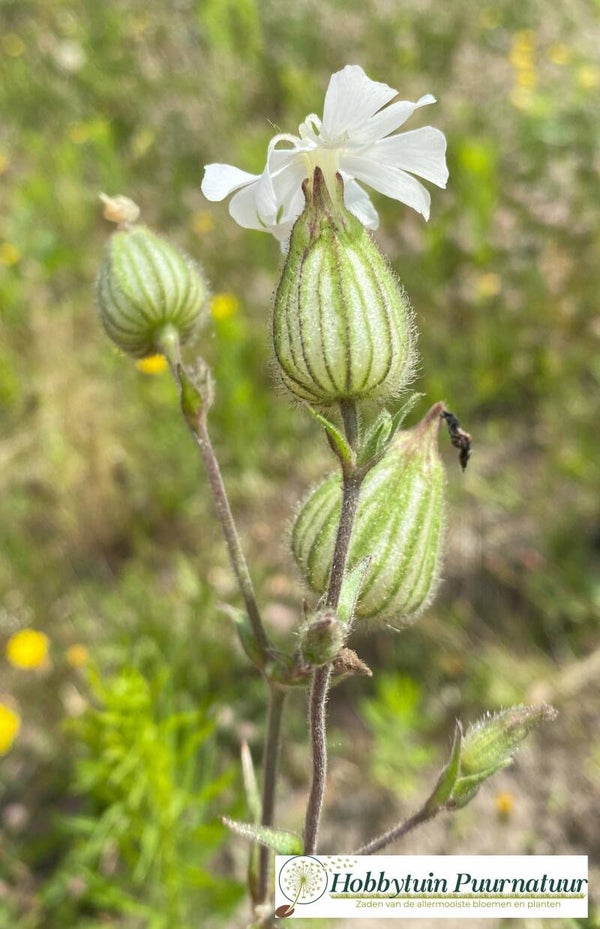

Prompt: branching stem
[
  {"left": 354, "top": 805, "right": 437, "bottom": 855},
  {"left": 172, "top": 355, "right": 283, "bottom": 905},
  {"left": 303, "top": 400, "right": 362, "bottom": 855}
]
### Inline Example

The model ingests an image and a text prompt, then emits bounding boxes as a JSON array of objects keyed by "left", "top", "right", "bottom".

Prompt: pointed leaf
[
  {"left": 221, "top": 605, "right": 265, "bottom": 669},
  {"left": 240, "top": 741, "right": 261, "bottom": 823},
  {"left": 178, "top": 364, "right": 204, "bottom": 431},
  {"left": 449, "top": 759, "right": 513, "bottom": 809},
  {"left": 307, "top": 405, "right": 354, "bottom": 465},
  {"left": 425, "top": 720, "right": 463, "bottom": 813},
  {"left": 387, "top": 393, "right": 424, "bottom": 441},
  {"left": 337, "top": 557, "right": 372, "bottom": 625},
  {"left": 358, "top": 393, "right": 424, "bottom": 465},
  {"left": 358, "top": 410, "right": 393, "bottom": 464},
  {"left": 222, "top": 817, "right": 303, "bottom": 855}
]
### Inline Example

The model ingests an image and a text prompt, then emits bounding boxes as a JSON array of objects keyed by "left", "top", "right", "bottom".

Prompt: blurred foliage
[
  {"left": 359, "top": 675, "right": 439, "bottom": 798},
  {"left": 1, "top": 0, "right": 599, "bottom": 924},
  {"left": 43, "top": 666, "right": 242, "bottom": 928}
]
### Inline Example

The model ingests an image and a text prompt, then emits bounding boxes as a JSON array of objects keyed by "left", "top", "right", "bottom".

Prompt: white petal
[
  {"left": 370, "top": 127, "right": 449, "bottom": 187},
  {"left": 341, "top": 154, "right": 432, "bottom": 219},
  {"left": 255, "top": 148, "right": 308, "bottom": 226},
  {"left": 273, "top": 219, "right": 295, "bottom": 248},
  {"left": 351, "top": 94, "right": 437, "bottom": 146},
  {"left": 321, "top": 65, "right": 397, "bottom": 140},
  {"left": 228, "top": 183, "right": 267, "bottom": 231},
  {"left": 271, "top": 162, "right": 310, "bottom": 217},
  {"left": 342, "top": 177, "right": 380, "bottom": 230},
  {"left": 201, "top": 163, "right": 259, "bottom": 201}
]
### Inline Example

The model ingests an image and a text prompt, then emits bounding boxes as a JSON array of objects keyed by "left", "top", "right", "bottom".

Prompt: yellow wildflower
[
  {"left": 2, "top": 34, "right": 25, "bottom": 57},
  {"left": 509, "top": 33, "right": 534, "bottom": 76},
  {"left": 476, "top": 272, "right": 501, "bottom": 299},
  {"left": 576, "top": 65, "right": 600, "bottom": 91},
  {"left": 548, "top": 43, "right": 571, "bottom": 66},
  {"left": 211, "top": 292, "right": 239, "bottom": 321},
  {"left": 0, "top": 243, "right": 21, "bottom": 267},
  {"left": 66, "top": 644, "right": 89, "bottom": 668},
  {"left": 6, "top": 629, "right": 49, "bottom": 670},
  {"left": 191, "top": 211, "right": 215, "bottom": 236},
  {"left": 516, "top": 67, "right": 537, "bottom": 90},
  {"left": 495, "top": 791, "right": 515, "bottom": 818},
  {"left": 0, "top": 703, "right": 21, "bottom": 754},
  {"left": 135, "top": 354, "right": 169, "bottom": 375}
]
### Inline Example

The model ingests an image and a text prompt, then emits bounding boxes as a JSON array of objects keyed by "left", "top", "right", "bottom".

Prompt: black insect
[{"left": 441, "top": 409, "right": 472, "bottom": 471}]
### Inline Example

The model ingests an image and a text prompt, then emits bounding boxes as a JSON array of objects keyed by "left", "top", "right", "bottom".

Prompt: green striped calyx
[
  {"left": 292, "top": 402, "right": 446, "bottom": 625},
  {"left": 449, "top": 705, "right": 558, "bottom": 808},
  {"left": 97, "top": 224, "right": 208, "bottom": 358},
  {"left": 272, "top": 167, "right": 416, "bottom": 406}
]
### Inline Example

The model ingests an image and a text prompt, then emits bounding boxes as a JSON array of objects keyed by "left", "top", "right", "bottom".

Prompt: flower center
[{"left": 302, "top": 147, "right": 343, "bottom": 203}]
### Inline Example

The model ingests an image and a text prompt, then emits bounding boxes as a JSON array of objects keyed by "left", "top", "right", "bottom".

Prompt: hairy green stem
[
  {"left": 192, "top": 414, "right": 271, "bottom": 663},
  {"left": 164, "top": 333, "right": 270, "bottom": 662},
  {"left": 257, "top": 685, "right": 287, "bottom": 903},
  {"left": 168, "top": 343, "right": 284, "bottom": 915},
  {"left": 303, "top": 401, "right": 362, "bottom": 855},
  {"left": 354, "top": 805, "right": 436, "bottom": 854}
]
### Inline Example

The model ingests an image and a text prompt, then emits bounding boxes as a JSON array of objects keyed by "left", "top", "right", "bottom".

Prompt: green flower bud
[
  {"left": 97, "top": 223, "right": 208, "bottom": 358},
  {"left": 300, "top": 609, "right": 345, "bottom": 666},
  {"left": 449, "top": 704, "right": 558, "bottom": 808},
  {"left": 459, "top": 705, "right": 558, "bottom": 778},
  {"left": 292, "top": 403, "right": 446, "bottom": 625},
  {"left": 272, "top": 168, "right": 416, "bottom": 406}
]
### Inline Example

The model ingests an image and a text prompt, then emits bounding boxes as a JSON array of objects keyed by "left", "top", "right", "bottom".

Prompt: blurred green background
[{"left": 1, "top": 0, "right": 599, "bottom": 926}]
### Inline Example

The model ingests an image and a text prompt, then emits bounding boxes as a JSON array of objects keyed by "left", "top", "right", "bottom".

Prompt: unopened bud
[
  {"left": 97, "top": 222, "right": 208, "bottom": 358},
  {"left": 273, "top": 168, "right": 416, "bottom": 405},
  {"left": 449, "top": 704, "right": 558, "bottom": 808},
  {"left": 300, "top": 609, "right": 344, "bottom": 666},
  {"left": 460, "top": 704, "right": 558, "bottom": 777},
  {"left": 292, "top": 403, "right": 445, "bottom": 625},
  {"left": 99, "top": 193, "right": 141, "bottom": 226}
]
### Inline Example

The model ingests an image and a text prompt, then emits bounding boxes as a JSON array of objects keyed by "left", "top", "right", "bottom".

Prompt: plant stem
[
  {"left": 340, "top": 399, "right": 359, "bottom": 451},
  {"left": 171, "top": 354, "right": 284, "bottom": 913},
  {"left": 257, "top": 685, "right": 287, "bottom": 903},
  {"left": 303, "top": 663, "right": 332, "bottom": 855},
  {"left": 325, "top": 470, "right": 362, "bottom": 609},
  {"left": 193, "top": 414, "right": 271, "bottom": 664},
  {"left": 354, "top": 805, "right": 436, "bottom": 854},
  {"left": 303, "top": 401, "right": 362, "bottom": 855}
]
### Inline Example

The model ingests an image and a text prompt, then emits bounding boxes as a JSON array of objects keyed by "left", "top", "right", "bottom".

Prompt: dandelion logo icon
[{"left": 277, "top": 856, "right": 328, "bottom": 915}]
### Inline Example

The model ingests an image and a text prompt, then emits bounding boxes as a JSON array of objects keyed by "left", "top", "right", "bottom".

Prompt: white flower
[{"left": 201, "top": 65, "right": 448, "bottom": 246}]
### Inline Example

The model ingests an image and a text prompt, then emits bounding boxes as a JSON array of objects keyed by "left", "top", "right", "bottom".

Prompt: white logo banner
[{"left": 274, "top": 855, "right": 588, "bottom": 919}]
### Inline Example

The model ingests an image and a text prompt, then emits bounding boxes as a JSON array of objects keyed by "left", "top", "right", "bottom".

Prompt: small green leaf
[
  {"left": 337, "top": 558, "right": 371, "bottom": 624},
  {"left": 449, "top": 760, "right": 512, "bottom": 809},
  {"left": 240, "top": 741, "right": 261, "bottom": 823},
  {"left": 425, "top": 720, "right": 463, "bottom": 813},
  {"left": 221, "top": 605, "right": 265, "bottom": 669},
  {"left": 387, "top": 393, "right": 424, "bottom": 441},
  {"left": 359, "top": 410, "right": 393, "bottom": 464},
  {"left": 222, "top": 818, "right": 303, "bottom": 855},
  {"left": 358, "top": 393, "right": 423, "bottom": 465},
  {"left": 307, "top": 405, "right": 354, "bottom": 465},
  {"left": 178, "top": 364, "right": 204, "bottom": 430}
]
